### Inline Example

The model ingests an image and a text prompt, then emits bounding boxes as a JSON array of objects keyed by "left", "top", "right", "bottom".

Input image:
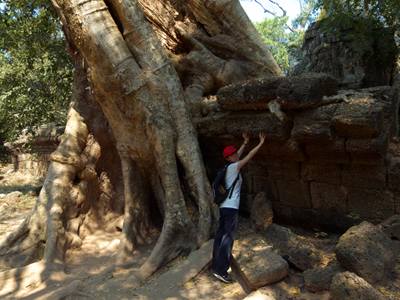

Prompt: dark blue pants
[{"left": 212, "top": 208, "right": 239, "bottom": 276}]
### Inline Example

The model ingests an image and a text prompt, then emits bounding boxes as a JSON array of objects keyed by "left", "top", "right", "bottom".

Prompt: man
[{"left": 212, "top": 132, "right": 266, "bottom": 283}]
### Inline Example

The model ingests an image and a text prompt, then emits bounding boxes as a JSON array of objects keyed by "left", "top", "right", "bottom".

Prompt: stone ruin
[
  {"left": 4, "top": 124, "right": 64, "bottom": 177},
  {"left": 293, "top": 20, "right": 397, "bottom": 89},
  {"left": 5, "top": 71, "right": 400, "bottom": 232},
  {"left": 198, "top": 72, "right": 400, "bottom": 231}
]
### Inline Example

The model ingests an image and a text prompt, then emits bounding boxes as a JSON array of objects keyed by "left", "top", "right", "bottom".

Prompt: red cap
[{"left": 223, "top": 145, "right": 237, "bottom": 158}]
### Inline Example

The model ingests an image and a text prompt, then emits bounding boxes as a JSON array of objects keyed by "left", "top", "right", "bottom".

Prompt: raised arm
[
  {"left": 237, "top": 132, "right": 250, "bottom": 158},
  {"left": 237, "top": 133, "right": 266, "bottom": 171}
]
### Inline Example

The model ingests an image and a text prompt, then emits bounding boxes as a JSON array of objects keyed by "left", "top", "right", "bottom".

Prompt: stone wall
[
  {"left": 294, "top": 20, "right": 397, "bottom": 89},
  {"left": 5, "top": 124, "right": 63, "bottom": 177},
  {"left": 198, "top": 73, "right": 400, "bottom": 231},
  {"left": 5, "top": 73, "right": 400, "bottom": 231}
]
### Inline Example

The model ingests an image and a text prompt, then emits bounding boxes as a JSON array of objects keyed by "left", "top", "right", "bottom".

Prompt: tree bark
[{"left": 0, "top": 0, "right": 281, "bottom": 279}]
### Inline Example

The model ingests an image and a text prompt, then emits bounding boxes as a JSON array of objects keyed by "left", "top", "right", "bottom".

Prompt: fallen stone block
[
  {"left": 330, "top": 271, "right": 386, "bottom": 300},
  {"left": 217, "top": 73, "right": 338, "bottom": 111},
  {"left": 335, "top": 221, "right": 395, "bottom": 283},
  {"left": 250, "top": 192, "right": 273, "bottom": 231},
  {"left": 263, "top": 224, "right": 322, "bottom": 271},
  {"left": 303, "top": 261, "right": 343, "bottom": 292},
  {"left": 233, "top": 235, "right": 288, "bottom": 291},
  {"left": 276, "top": 72, "right": 338, "bottom": 110},
  {"left": 380, "top": 215, "right": 400, "bottom": 241}
]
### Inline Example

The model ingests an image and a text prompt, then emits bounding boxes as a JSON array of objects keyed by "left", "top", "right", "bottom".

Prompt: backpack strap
[
  {"left": 227, "top": 174, "right": 240, "bottom": 199},
  {"left": 225, "top": 163, "right": 240, "bottom": 199}
]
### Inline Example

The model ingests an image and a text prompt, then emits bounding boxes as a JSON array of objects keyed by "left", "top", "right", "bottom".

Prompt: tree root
[{"left": 139, "top": 217, "right": 196, "bottom": 279}]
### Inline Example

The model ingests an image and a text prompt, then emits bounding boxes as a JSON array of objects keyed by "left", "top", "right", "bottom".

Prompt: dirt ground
[{"left": 0, "top": 163, "right": 339, "bottom": 299}]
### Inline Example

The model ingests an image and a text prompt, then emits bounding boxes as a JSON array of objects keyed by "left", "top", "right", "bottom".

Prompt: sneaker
[{"left": 213, "top": 272, "right": 234, "bottom": 283}]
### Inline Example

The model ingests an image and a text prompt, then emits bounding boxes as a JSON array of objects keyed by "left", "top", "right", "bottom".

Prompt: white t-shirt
[{"left": 220, "top": 162, "right": 242, "bottom": 209}]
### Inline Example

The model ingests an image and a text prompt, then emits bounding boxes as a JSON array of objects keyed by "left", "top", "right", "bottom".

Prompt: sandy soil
[{"left": 2, "top": 163, "right": 397, "bottom": 299}]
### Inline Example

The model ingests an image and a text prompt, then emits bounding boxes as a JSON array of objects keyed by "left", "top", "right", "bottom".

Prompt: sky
[{"left": 240, "top": 0, "right": 301, "bottom": 23}]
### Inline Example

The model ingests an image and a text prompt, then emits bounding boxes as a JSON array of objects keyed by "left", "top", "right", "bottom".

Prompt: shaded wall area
[{"left": 198, "top": 73, "right": 400, "bottom": 231}]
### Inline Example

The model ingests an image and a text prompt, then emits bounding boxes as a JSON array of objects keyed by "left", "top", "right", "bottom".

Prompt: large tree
[{"left": 0, "top": 0, "right": 281, "bottom": 279}]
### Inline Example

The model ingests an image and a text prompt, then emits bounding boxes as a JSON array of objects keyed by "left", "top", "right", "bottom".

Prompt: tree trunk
[{"left": 0, "top": 0, "right": 280, "bottom": 279}]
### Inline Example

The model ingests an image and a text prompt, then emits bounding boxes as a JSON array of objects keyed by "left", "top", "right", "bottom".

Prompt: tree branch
[
  {"left": 253, "top": 0, "right": 277, "bottom": 16},
  {"left": 267, "top": 0, "right": 287, "bottom": 16}
]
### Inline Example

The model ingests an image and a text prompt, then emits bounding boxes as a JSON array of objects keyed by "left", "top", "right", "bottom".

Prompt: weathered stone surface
[
  {"left": 295, "top": 20, "right": 396, "bottom": 88},
  {"left": 303, "top": 261, "right": 343, "bottom": 292},
  {"left": 335, "top": 222, "right": 395, "bottom": 283},
  {"left": 347, "top": 189, "right": 395, "bottom": 222},
  {"left": 251, "top": 176, "right": 268, "bottom": 194},
  {"left": 342, "top": 163, "right": 386, "bottom": 189},
  {"left": 250, "top": 192, "right": 273, "bottom": 231},
  {"left": 332, "top": 93, "right": 384, "bottom": 138},
  {"left": 330, "top": 272, "right": 386, "bottom": 300},
  {"left": 292, "top": 104, "right": 337, "bottom": 143},
  {"left": 196, "top": 112, "right": 290, "bottom": 141},
  {"left": 257, "top": 139, "right": 305, "bottom": 162},
  {"left": 217, "top": 76, "right": 283, "bottom": 110},
  {"left": 346, "top": 133, "right": 388, "bottom": 163},
  {"left": 233, "top": 235, "right": 288, "bottom": 290},
  {"left": 264, "top": 224, "right": 322, "bottom": 271},
  {"left": 275, "top": 73, "right": 338, "bottom": 110},
  {"left": 388, "top": 156, "right": 400, "bottom": 192},
  {"left": 302, "top": 163, "right": 341, "bottom": 185},
  {"left": 216, "top": 73, "right": 337, "bottom": 111},
  {"left": 5, "top": 124, "right": 63, "bottom": 177},
  {"left": 265, "top": 161, "right": 300, "bottom": 180},
  {"left": 305, "top": 139, "right": 349, "bottom": 163},
  {"left": 276, "top": 179, "right": 311, "bottom": 208},
  {"left": 310, "top": 182, "right": 347, "bottom": 213},
  {"left": 380, "top": 215, "right": 400, "bottom": 241},
  {"left": 197, "top": 73, "right": 399, "bottom": 231}
]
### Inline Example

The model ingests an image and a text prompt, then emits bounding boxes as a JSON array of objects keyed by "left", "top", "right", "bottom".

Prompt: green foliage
[
  {"left": 255, "top": 17, "right": 304, "bottom": 74},
  {"left": 0, "top": 0, "right": 72, "bottom": 142},
  {"left": 315, "top": 0, "right": 400, "bottom": 28}
]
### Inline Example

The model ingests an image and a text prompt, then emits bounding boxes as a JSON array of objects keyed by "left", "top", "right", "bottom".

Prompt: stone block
[
  {"left": 264, "top": 224, "right": 323, "bottom": 271},
  {"left": 342, "top": 163, "right": 386, "bottom": 189},
  {"left": 216, "top": 73, "right": 338, "bottom": 111},
  {"left": 266, "top": 161, "right": 300, "bottom": 180},
  {"left": 232, "top": 234, "right": 288, "bottom": 290},
  {"left": 331, "top": 272, "right": 386, "bottom": 300},
  {"left": 388, "top": 156, "right": 400, "bottom": 192},
  {"left": 258, "top": 139, "right": 305, "bottom": 162},
  {"left": 335, "top": 222, "right": 395, "bottom": 284},
  {"left": 332, "top": 93, "right": 385, "bottom": 139},
  {"left": 252, "top": 176, "right": 269, "bottom": 194},
  {"left": 245, "top": 161, "right": 268, "bottom": 178},
  {"left": 276, "top": 73, "right": 338, "bottom": 109},
  {"left": 276, "top": 179, "right": 311, "bottom": 208},
  {"left": 380, "top": 215, "right": 400, "bottom": 241},
  {"left": 310, "top": 182, "right": 347, "bottom": 213},
  {"left": 217, "top": 77, "right": 283, "bottom": 111},
  {"left": 250, "top": 192, "right": 274, "bottom": 231},
  {"left": 346, "top": 133, "right": 388, "bottom": 163},
  {"left": 301, "top": 163, "right": 342, "bottom": 184},
  {"left": 396, "top": 193, "right": 400, "bottom": 214},
  {"left": 196, "top": 112, "right": 291, "bottom": 141},
  {"left": 305, "top": 139, "right": 349, "bottom": 163},
  {"left": 347, "top": 188, "right": 395, "bottom": 222},
  {"left": 303, "top": 261, "right": 343, "bottom": 292},
  {"left": 292, "top": 104, "right": 338, "bottom": 143}
]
